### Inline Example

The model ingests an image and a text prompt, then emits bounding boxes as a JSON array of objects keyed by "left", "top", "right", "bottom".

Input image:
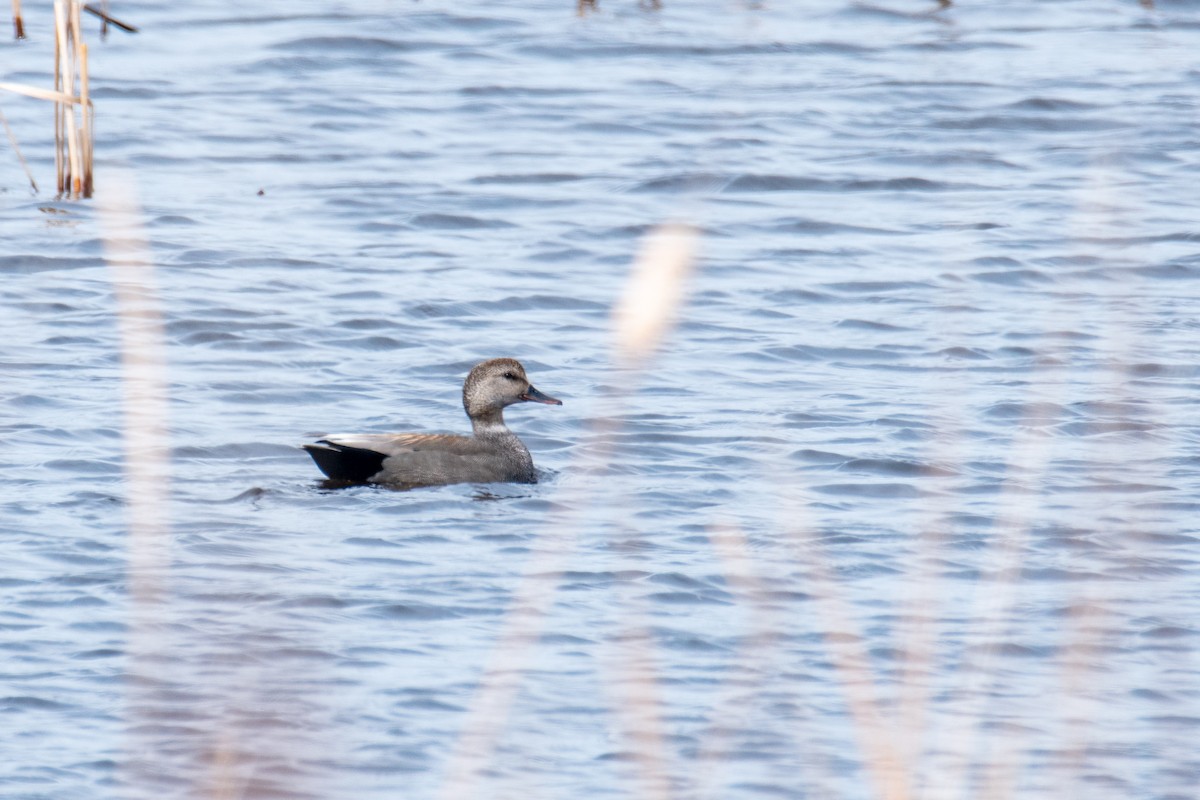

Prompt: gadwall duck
[{"left": 303, "top": 358, "right": 561, "bottom": 487}]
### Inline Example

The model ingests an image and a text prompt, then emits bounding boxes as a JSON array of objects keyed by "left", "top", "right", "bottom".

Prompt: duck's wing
[{"left": 302, "top": 432, "right": 486, "bottom": 483}]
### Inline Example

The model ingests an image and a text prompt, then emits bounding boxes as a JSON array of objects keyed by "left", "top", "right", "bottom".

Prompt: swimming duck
[{"left": 303, "top": 358, "right": 561, "bottom": 487}]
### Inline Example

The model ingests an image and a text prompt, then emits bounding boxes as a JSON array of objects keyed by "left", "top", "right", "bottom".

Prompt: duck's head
[{"left": 463, "top": 358, "right": 562, "bottom": 419}]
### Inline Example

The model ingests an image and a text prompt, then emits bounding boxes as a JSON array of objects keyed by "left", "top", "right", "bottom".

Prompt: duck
[{"left": 302, "top": 357, "right": 561, "bottom": 488}]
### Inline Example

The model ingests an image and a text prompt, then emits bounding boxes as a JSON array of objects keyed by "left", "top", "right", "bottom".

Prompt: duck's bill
[{"left": 520, "top": 385, "right": 562, "bottom": 405}]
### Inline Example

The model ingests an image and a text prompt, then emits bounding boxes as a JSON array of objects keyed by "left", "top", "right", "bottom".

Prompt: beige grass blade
[
  {"left": 0, "top": 81, "right": 81, "bottom": 105},
  {"left": 0, "top": 105, "right": 37, "bottom": 191},
  {"left": 612, "top": 222, "right": 698, "bottom": 364},
  {"left": 438, "top": 222, "right": 697, "bottom": 798}
]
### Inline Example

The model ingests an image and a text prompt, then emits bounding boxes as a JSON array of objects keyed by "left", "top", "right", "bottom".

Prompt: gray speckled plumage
[{"left": 302, "top": 358, "right": 561, "bottom": 488}]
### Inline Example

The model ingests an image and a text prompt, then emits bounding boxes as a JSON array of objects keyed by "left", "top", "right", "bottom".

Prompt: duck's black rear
[{"left": 302, "top": 441, "right": 386, "bottom": 483}]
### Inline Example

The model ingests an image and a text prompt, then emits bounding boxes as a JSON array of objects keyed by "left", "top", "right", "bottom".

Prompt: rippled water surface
[{"left": 3, "top": 1, "right": 1200, "bottom": 798}]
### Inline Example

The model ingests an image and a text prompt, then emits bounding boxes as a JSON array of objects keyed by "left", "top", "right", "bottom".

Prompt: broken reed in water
[{"left": 12, "top": 0, "right": 25, "bottom": 38}]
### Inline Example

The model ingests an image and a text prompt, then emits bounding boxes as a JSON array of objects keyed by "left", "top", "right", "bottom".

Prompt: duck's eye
[{"left": 503, "top": 372, "right": 519, "bottom": 381}]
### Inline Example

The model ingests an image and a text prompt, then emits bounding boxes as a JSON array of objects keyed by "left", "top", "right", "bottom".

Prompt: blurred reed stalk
[
  {"left": 100, "top": 176, "right": 170, "bottom": 608},
  {"left": 679, "top": 522, "right": 786, "bottom": 797},
  {"left": 99, "top": 176, "right": 175, "bottom": 796},
  {"left": 602, "top": 222, "right": 697, "bottom": 799},
  {"left": 612, "top": 223, "right": 697, "bottom": 367},
  {"left": 785, "top": 506, "right": 912, "bottom": 800},
  {"left": 0, "top": 106, "right": 37, "bottom": 191},
  {"left": 436, "top": 222, "right": 698, "bottom": 799},
  {"left": 12, "top": 0, "right": 24, "bottom": 38}
]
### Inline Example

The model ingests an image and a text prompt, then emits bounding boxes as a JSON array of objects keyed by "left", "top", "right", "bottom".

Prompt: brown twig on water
[
  {"left": 12, "top": 0, "right": 24, "bottom": 38},
  {"left": 83, "top": 2, "right": 138, "bottom": 33}
]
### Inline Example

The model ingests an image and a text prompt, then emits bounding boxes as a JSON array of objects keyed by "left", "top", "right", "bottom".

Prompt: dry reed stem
[
  {"left": 53, "top": 4, "right": 63, "bottom": 192},
  {"left": 782, "top": 504, "right": 911, "bottom": 800},
  {"left": 53, "top": 0, "right": 84, "bottom": 196},
  {"left": 83, "top": 2, "right": 138, "bottom": 33},
  {"left": 602, "top": 618, "right": 674, "bottom": 800},
  {"left": 72, "top": 0, "right": 83, "bottom": 196},
  {"left": 892, "top": 280, "right": 974, "bottom": 799},
  {"left": 973, "top": 160, "right": 1146, "bottom": 800},
  {"left": 68, "top": 0, "right": 84, "bottom": 196},
  {"left": 44, "top": 0, "right": 93, "bottom": 198},
  {"left": 437, "top": 222, "right": 697, "bottom": 799},
  {"left": 1039, "top": 376, "right": 1131, "bottom": 795},
  {"left": 0, "top": 81, "right": 81, "bottom": 104},
  {"left": 0, "top": 8, "right": 97, "bottom": 200},
  {"left": 99, "top": 176, "right": 173, "bottom": 795},
  {"left": 914, "top": 254, "right": 1071, "bottom": 795},
  {"left": 434, "top": 527, "right": 580, "bottom": 800},
  {"left": 11, "top": 0, "right": 23, "bottom": 38},
  {"left": 0, "top": 105, "right": 38, "bottom": 191},
  {"left": 597, "top": 222, "right": 698, "bottom": 796},
  {"left": 437, "top": 412, "right": 653, "bottom": 800},
  {"left": 689, "top": 523, "right": 788, "bottom": 797},
  {"left": 73, "top": 0, "right": 92, "bottom": 196},
  {"left": 0, "top": 77, "right": 93, "bottom": 194},
  {"left": 612, "top": 222, "right": 698, "bottom": 365},
  {"left": 982, "top": 163, "right": 1142, "bottom": 800},
  {"left": 929, "top": 400, "right": 1057, "bottom": 798},
  {"left": 100, "top": 177, "right": 170, "bottom": 606},
  {"left": 209, "top": 724, "right": 254, "bottom": 800}
]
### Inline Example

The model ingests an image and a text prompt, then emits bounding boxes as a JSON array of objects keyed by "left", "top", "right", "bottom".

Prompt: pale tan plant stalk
[
  {"left": 0, "top": 106, "right": 37, "bottom": 191},
  {"left": 689, "top": 523, "right": 788, "bottom": 798},
  {"left": 927, "top": 382, "right": 1061, "bottom": 800},
  {"left": 437, "top": 222, "right": 697, "bottom": 799},
  {"left": 981, "top": 161, "right": 1145, "bottom": 800},
  {"left": 781, "top": 500, "right": 912, "bottom": 800},
  {"left": 101, "top": 177, "right": 170, "bottom": 603},
  {"left": 891, "top": 278, "right": 973, "bottom": 800},
  {"left": 0, "top": 81, "right": 85, "bottom": 192},
  {"left": 11, "top": 0, "right": 23, "bottom": 38},
  {"left": 612, "top": 222, "right": 697, "bottom": 364},
  {"left": 0, "top": 82, "right": 78, "bottom": 104},
  {"left": 53, "top": 2, "right": 63, "bottom": 191},
  {"left": 47, "top": 0, "right": 91, "bottom": 197},
  {"left": 2, "top": 0, "right": 130, "bottom": 196},
  {"left": 100, "top": 177, "right": 173, "bottom": 799},
  {"left": 435, "top": 529, "right": 581, "bottom": 800},
  {"left": 593, "top": 222, "right": 698, "bottom": 798},
  {"left": 601, "top": 620, "right": 674, "bottom": 800},
  {"left": 73, "top": 0, "right": 93, "bottom": 196}
]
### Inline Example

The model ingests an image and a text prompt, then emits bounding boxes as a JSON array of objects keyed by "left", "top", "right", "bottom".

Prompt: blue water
[{"left": 2, "top": 1, "right": 1199, "bottom": 798}]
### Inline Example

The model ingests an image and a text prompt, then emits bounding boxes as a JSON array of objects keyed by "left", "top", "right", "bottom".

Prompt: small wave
[
  {"left": 842, "top": 458, "right": 957, "bottom": 477},
  {"left": 410, "top": 213, "right": 516, "bottom": 230},
  {"left": 269, "top": 36, "right": 426, "bottom": 54},
  {"left": 813, "top": 482, "right": 924, "bottom": 498},
  {"left": 934, "top": 115, "right": 1129, "bottom": 132},
  {"left": 471, "top": 173, "right": 583, "bottom": 184}
]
